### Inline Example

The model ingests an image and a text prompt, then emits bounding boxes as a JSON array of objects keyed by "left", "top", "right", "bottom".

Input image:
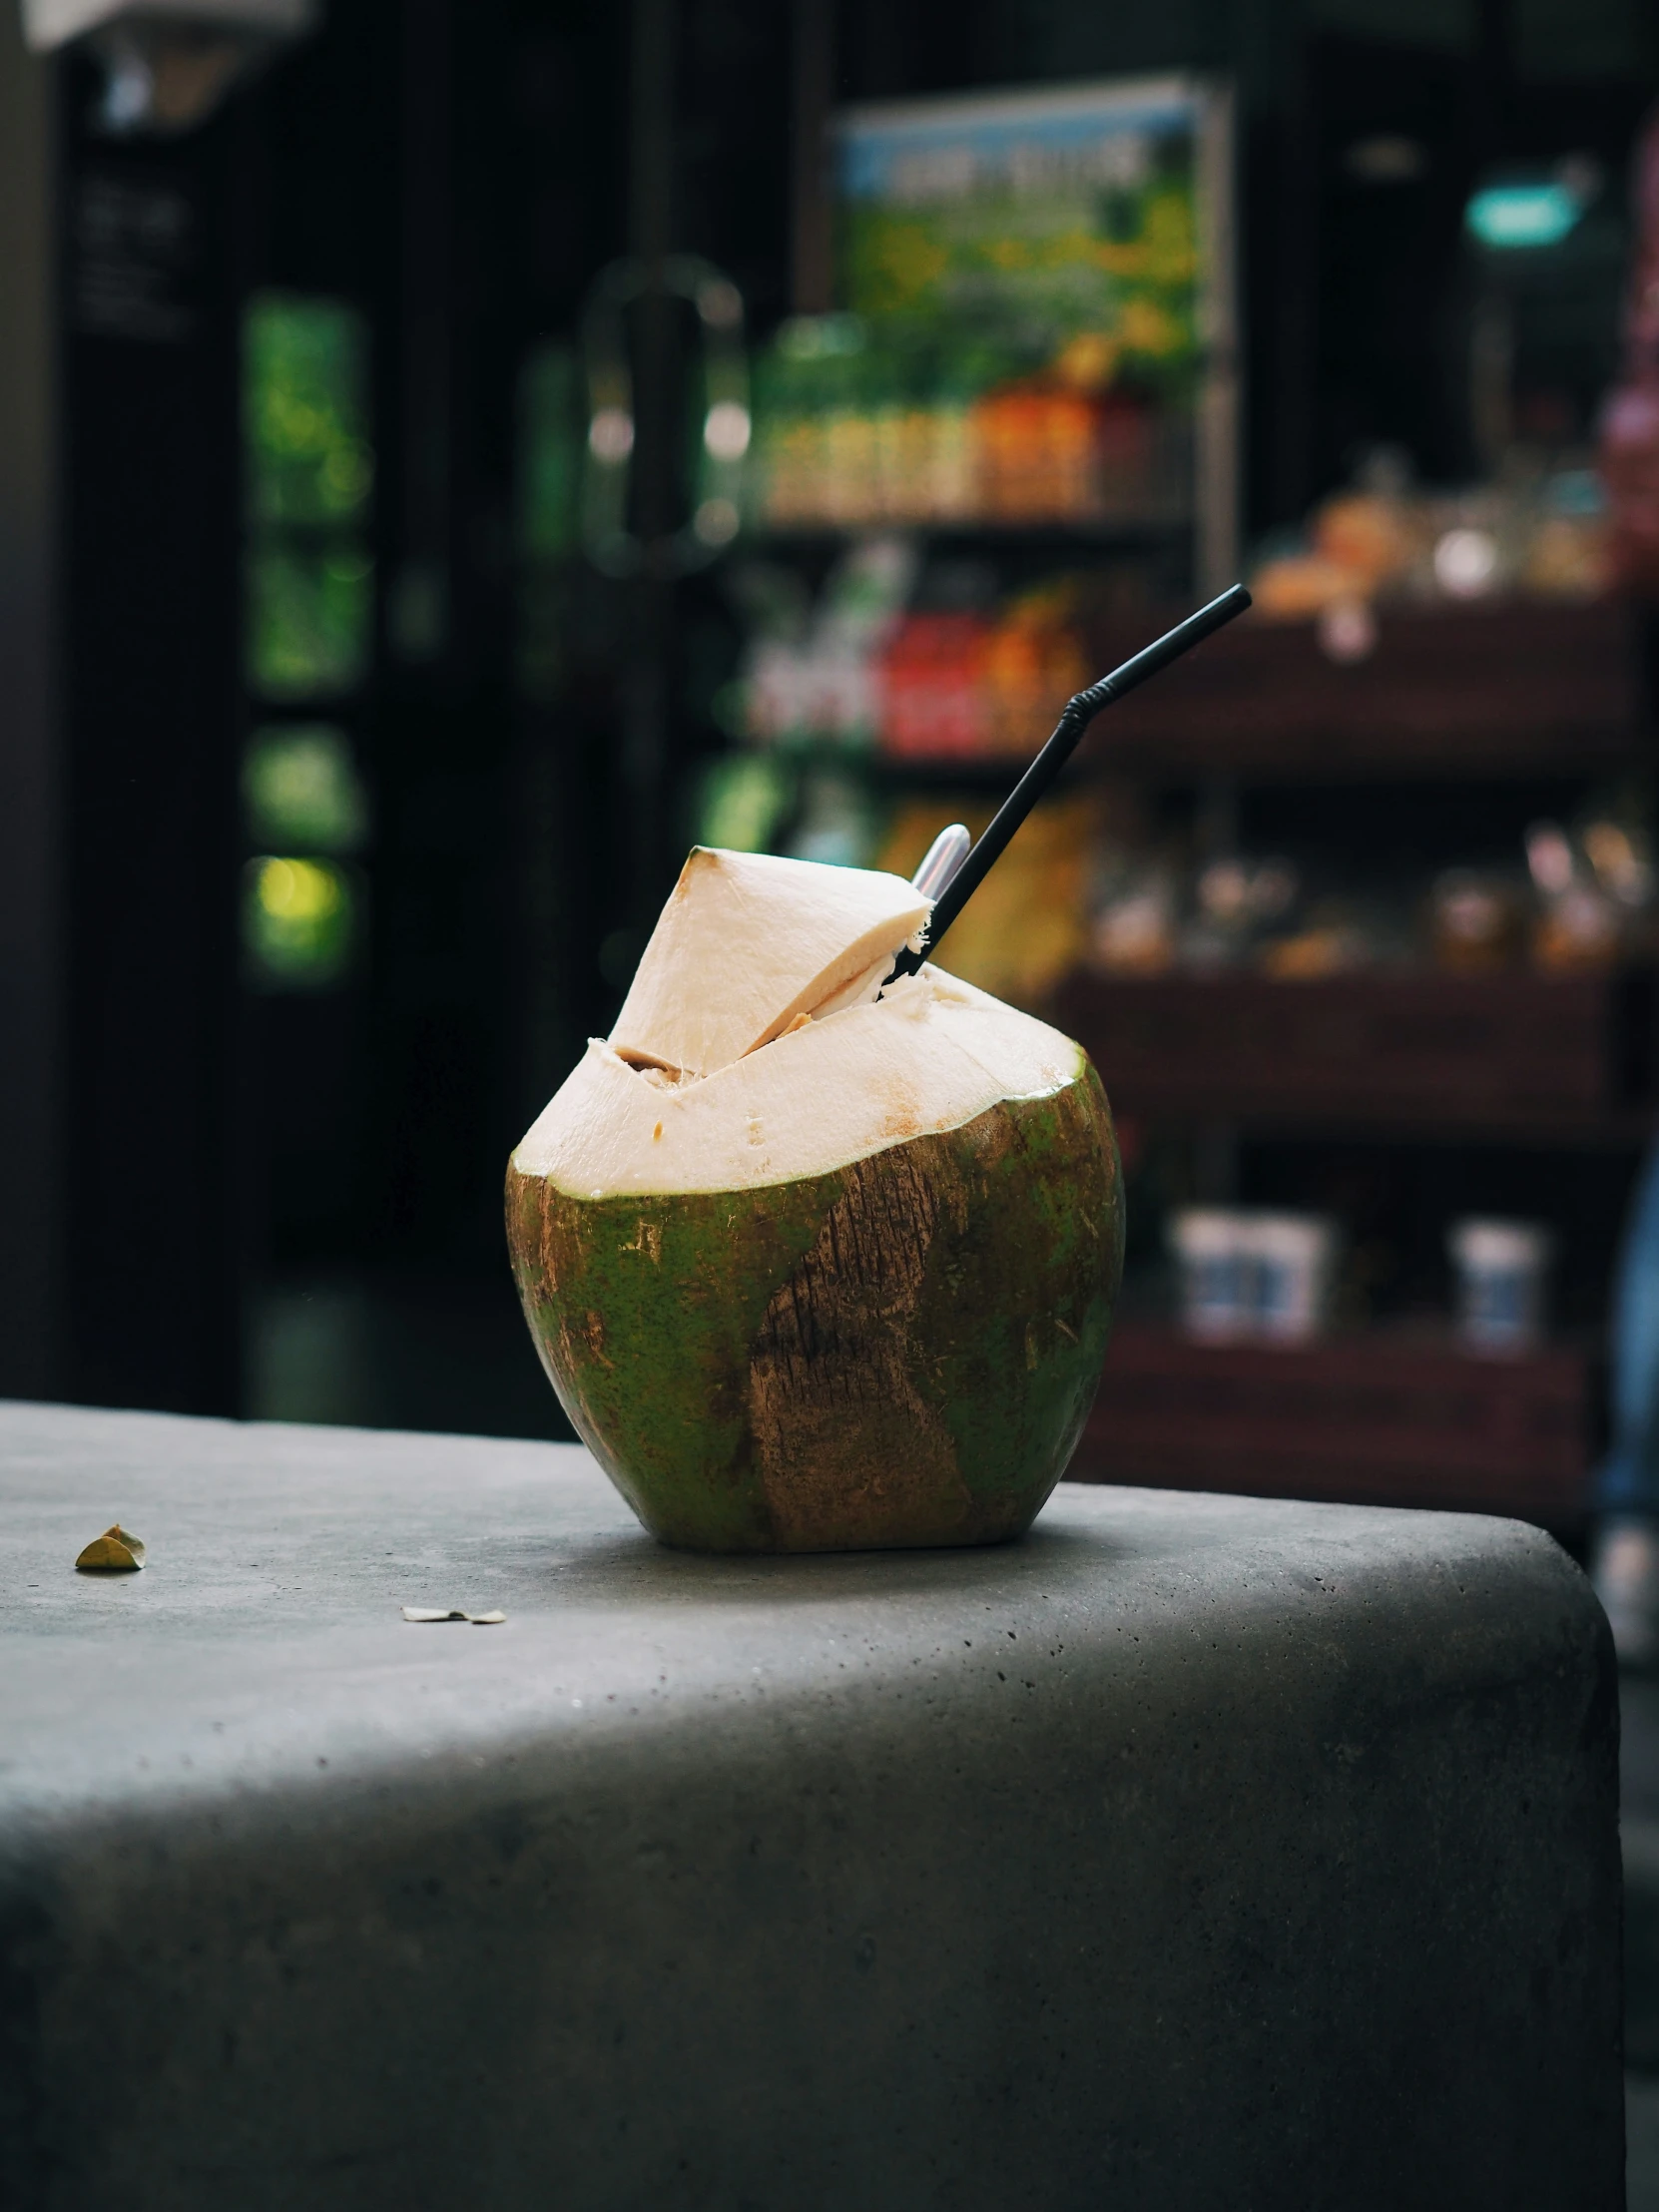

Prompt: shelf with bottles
[
  {"left": 750, "top": 340, "right": 1193, "bottom": 539},
  {"left": 1069, "top": 1320, "right": 1593, "bottom": 1529},
  {"left": 1078, "top": 455, "right": 1643, "bottom": 781},
  {"left": 1051, "top": 802, "right": 1659, "bottom": 1141},
  {"left": 717, "top": 534, "right": 1183, "bottom": 779},
  {"left": 1068, "top": 1058, "right": 1637, "bottom": 1528},
  {"left": 696, "top": 708, "right": 1659, "bottom": 1062},
  {"left": 1075, "top": 1173, "right": 1609, "bottom": 1531},
  {"left": 712, "top": 544, "right": 1642, "bottom": 801}
]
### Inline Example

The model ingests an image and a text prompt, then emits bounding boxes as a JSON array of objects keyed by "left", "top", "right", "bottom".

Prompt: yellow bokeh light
[{"left": 256, "top": 855, "right": 344, "bottom": 924}]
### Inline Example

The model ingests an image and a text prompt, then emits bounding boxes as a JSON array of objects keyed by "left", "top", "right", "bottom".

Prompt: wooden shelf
[
  {"left": 750, "top": 513, "right": 1191, "bottom": 551},
  {"left": 1056, "top": 966, "right": 1659, "bottom": 1145},
  {"left": 756, "top": 600, "right": 1645, "bottom": 789},
  {"left": 766, "top": 743, "right": 1022, "bottom": 792},
  {"left": 1068, "top": 1322, "right": 1594, "bottom": 1528},
  {"left": 1079, "top": 598, "right": 1645, "bottom": 783}
]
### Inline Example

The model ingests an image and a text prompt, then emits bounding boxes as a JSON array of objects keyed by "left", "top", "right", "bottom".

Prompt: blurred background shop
[{"left": 3, "top": 0, "right": 1659, "bottom": 1539}]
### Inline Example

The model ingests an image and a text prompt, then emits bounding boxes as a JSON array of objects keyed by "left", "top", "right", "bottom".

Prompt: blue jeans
[{"left": 1598, "top": 1141, "right": 1659, "bottom": 1518}]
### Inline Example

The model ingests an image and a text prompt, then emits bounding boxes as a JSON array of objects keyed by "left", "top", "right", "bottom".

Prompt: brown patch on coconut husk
[{"left": 747, "top": 1130, "right": 981, "bottom": 1548}]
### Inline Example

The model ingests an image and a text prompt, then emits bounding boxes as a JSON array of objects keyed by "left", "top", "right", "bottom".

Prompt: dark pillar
[
  {"left": 56, "top": 70, "right": 247, "bottom": 1413},
  {"left": 0, "top": 17, "right": 61, "bottom": 1400},
  {"left": 791, "top": 0, "right": 834, "bottom": 315}
]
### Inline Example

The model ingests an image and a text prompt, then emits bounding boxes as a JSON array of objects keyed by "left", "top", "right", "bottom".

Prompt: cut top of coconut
[
  {"left": 608, "top": 846, "right": 930, "bottom": 1079},
  {"left": 516, "top": 966, "right": 1088, "bottom": 1198}
]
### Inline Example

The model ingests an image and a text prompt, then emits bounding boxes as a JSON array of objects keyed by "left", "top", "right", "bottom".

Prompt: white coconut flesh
[
  {"left": 608, "top": 845, "right": 931, "bottom": 1078},
  {"left": 514, "top": 966, "right": 1086, "bottom": 1199}
]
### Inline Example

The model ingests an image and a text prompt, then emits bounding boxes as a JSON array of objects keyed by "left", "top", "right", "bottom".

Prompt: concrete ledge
[{"left": 0, "top": 1402, "right": 1622, "bottom": 2209}]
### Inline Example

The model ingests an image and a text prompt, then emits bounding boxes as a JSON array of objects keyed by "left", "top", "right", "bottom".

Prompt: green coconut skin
[{"left": 506, "top": 1060, "right": 1123, "bottom": 1553}]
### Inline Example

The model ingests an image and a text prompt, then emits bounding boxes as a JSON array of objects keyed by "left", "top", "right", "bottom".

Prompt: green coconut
[{"left": 506, "top": 846, "right": 1124, "bottom": 1553}]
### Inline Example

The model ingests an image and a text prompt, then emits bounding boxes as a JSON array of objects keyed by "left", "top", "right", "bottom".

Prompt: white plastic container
[
  {"left": 1169, "top": 1209, "right": 1248, "bottom": 1341},
  {"left": 1447, "top": 1218, "right": 1552, "bottom": 1352},
  {"left": 1248, "top": 1213, "right": 1340, "bottom": 1344}
]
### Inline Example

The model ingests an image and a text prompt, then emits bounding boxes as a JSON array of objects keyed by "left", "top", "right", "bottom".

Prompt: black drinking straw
[{"left": 888, "top": 581, "right": 1253, "bottom": 980}]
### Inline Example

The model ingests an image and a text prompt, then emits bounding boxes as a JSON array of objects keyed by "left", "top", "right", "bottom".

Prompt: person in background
[
  {"left": 1593, "top": 105, "right": 1659, "bottom": 1661},
  {"left": 1593, "top": 1153, "right": 1659, "bottom": 1662}
]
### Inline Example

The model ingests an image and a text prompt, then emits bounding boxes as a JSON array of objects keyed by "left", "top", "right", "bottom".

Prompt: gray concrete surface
[
  {"left": 1628, "top": 2075, "right": 1659, "bottom": 2211},
  {"left": 0, "top": 1400, "right": 1622, "bottom": 2210}
]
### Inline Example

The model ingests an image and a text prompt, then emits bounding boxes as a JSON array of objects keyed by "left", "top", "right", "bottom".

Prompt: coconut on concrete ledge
[{"left": 506, "top": 845, "right": 1124, "bottom": 1552}]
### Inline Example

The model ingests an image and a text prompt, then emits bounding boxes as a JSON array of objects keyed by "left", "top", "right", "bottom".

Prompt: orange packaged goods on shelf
[
  {"left": 981, "top": 591, "right": 1092, "bottom": 759},
  {"left": 972, "top": 385, "right": 1104, "bottom": 523}
]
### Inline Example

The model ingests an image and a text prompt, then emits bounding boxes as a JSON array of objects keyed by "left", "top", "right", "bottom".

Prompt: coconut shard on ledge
[{"left": 506, "top": 845, "right": 1124, "bottom": 1553}]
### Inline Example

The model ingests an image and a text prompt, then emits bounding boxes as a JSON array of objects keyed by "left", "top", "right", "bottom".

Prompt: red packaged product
[{"left": 877, "top": 615, "right": 991, "bottom": 759}]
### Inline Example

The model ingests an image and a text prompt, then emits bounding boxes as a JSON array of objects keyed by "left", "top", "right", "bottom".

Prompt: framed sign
[{"left": 757, "top": 74, "right": 1236, "bottom": 580}]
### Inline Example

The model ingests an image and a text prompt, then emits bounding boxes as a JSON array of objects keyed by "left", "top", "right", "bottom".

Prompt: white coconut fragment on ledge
[
  {"left": 607, "top": 846, "right": 930, "bottom": 1079},
  {"left": 515, "top": 966, "right": 1082, "bottom": 1200}
]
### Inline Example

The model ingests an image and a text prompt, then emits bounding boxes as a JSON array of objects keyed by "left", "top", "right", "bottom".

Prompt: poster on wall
[{"left": 754, "top": 74, "right": 1236, "bottom": 577}]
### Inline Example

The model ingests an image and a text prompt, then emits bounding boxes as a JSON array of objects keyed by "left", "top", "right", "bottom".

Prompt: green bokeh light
[{"left": 244, "top": 727, "right": 369, "bottom": 854}]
